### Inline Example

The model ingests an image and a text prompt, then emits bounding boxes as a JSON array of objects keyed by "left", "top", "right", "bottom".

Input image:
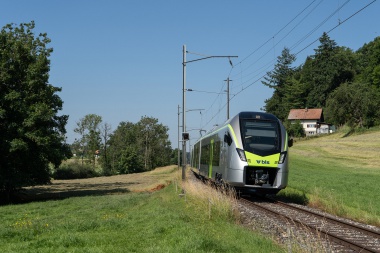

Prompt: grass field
[
  {"left": 2, "top": 128, "right": 379, "bottom": 252},
  {"left": 278, "top": 128, "right": 380, "bottom": 226},
  {"left": 0, "top": 167, "right": 284, "bottom": 253},
  {"left": 20, "top": 165, "right": 179, "bottom": 202}
]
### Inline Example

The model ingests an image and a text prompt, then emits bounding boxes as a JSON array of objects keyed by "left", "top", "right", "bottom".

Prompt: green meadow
[
  {"left": 279, "top": 127, "right": 380, "bottom": 226},
  {"left": 0, "top": 174, "right": 283, "bottom": 253}
]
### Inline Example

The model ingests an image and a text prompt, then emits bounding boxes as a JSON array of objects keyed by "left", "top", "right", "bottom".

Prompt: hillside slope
[
  {"left": 283, "top": 128, "right": 380, "bottom": 226},
  {"left": 293, "top": 129, "right": 380, "bottom": 169}
]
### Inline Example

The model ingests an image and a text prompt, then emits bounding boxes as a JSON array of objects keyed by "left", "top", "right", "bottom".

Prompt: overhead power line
[
  {"left": 290, "top": 0, "right": 351, "bottom": 51},
  {"left": 230, "top": 0, "right": 375, "bottom": 96},
  {"left": 295, "top": 0, "right": 377, "bottom": 56},
  {"left": 229, "top": 0, "right": 323, "bottom": 81},
  {"left": 237, "top": 0, "right": 319, "bottom": 65},
  {"left": 199, "top": 0, "right": 377, "bottom": 132}
]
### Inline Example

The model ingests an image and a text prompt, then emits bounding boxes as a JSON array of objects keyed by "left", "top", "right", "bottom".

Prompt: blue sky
[{"left": 1, "top": 0, "right": 379, "bottom": 149}]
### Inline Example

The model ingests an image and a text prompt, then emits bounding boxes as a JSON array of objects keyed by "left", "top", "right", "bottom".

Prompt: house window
[{"left": 307, "top": 124, "right": 316, "bottom": 128}]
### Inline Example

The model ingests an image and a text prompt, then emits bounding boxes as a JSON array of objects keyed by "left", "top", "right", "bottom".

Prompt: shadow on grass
[
  {"left": 275, "top": 188, "right": 309, "bottom": 205},
  {"left": 342, "top": 128, "right": 355, "bottom": 138},
  {"left": 0, "top": 181, "right": 135, "bottom": 205}
]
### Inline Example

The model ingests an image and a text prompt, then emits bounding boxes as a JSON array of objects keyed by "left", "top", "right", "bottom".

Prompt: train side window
[{"left": 224, "top": 132, "right": 232, "bottom": 146}]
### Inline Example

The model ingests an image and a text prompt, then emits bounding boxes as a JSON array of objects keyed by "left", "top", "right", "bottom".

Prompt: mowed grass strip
[
  {"left": 0, "top": 179, "right": 284, "bottom": 252},
  {"left": 278, "top": 128, "right": 380, "bottom": 226}
]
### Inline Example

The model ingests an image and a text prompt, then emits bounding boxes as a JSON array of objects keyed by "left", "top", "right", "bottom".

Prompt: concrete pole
[
  {"left": 182, "top": 45, "right": 186, "bottom": 181},
  {"left": 227, "top": 77, "right": 230, "bottom": 120},
  {"left": 177, "top": 104, "right": 180, "bottom": 170}
]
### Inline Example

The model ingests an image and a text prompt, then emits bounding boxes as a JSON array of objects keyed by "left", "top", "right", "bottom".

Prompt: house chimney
[{"left": 305, "top": 107, "right": 308, "bottom": 112}]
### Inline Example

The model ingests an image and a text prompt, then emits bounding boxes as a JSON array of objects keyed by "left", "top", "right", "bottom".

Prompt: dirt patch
[
  {"left": 14, "top": 165, "right": 178, "bottom": 203},
  {"left": 149, "top": 184, "right": 166, "bottom": 192}
]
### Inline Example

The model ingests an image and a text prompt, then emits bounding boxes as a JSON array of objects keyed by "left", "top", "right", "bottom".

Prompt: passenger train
[{"left": 191, "top": 111, "right": 292, "bottom": 195}]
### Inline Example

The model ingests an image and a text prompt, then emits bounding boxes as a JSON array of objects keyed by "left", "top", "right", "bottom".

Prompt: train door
[
  {"left": 219, "top": 134, "right": 227, "bottom": 181},
  {"left": 198, "top": 139, "right": 202, "bottom": 172},
  {"left": 224, "top": 131, "right": 234, "bottom": 181},
  {"left": 208, "top": 139, "right": 214, "bottom": 178}
]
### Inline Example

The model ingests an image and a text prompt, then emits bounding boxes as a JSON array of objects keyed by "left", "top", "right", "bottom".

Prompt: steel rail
[
  {"left": 240, "top": 198, "right": 380, "bottom": 253},
  {"left": 274, "top": 200, "right": 380, "bottom": 239},
  {"left": 191, "top": 170, "right": 380, "bottom": 252}
]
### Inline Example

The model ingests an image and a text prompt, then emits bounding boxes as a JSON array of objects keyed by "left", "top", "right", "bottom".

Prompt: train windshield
[{"left": 241, "top": 120, "right": 281, "bottom": 156}]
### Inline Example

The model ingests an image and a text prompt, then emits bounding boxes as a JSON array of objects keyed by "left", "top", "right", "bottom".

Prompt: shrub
[{"left": 54, "top": 161, "right": 99, "bottom": 179}]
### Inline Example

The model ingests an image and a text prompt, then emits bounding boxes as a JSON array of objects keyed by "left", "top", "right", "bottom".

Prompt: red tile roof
[{"left": 288, "top": 108, "right": 323, "bottom": 120}]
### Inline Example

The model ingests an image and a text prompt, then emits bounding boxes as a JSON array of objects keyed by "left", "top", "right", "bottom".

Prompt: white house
[{"left": 287, "top": 108, "right": 332, "bottom": 136}]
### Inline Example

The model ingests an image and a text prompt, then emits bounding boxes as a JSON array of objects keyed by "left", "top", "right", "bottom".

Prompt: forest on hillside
[{"left": 263, "top": 32, "right": 380, "bottom": 130}]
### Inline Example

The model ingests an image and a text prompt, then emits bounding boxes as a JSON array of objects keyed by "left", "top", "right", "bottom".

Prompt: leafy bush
[
  {"left": 54, "top": 162, "right": 99, "bottom": 179},
  {"left": 285, "top": 120, "right": 305, "bottom": 138}
]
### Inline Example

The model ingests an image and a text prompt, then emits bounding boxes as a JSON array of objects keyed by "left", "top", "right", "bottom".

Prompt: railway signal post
[{"left": 182, "top": 44, "right": 237, "bottom": 181}]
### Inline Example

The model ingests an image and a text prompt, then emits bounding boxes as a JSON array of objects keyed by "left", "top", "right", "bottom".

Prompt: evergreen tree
[
  {"left": 283, "top": 68, "right": 308, "bottom": 110},
  {"left": 263, "top": 34, "right": 379, "bottom": 130},
  {"left": 304, "top": 33, "right": 356, "bottom": 108},
  {"left": 262, "top": 47, "right": 296, "bottom": 120}
]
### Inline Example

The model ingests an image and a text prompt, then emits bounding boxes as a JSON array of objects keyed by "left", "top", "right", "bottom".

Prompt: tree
[
  {"left": 262, "top": 47, "right": 296, "bottom": 120},
  {"left": 99, "top": 122, "right": 112, "bottom": 175},
  {"left": 0, "top": 22, "right": 71, "bottom": 200},
  {"left": 170, "top": 148, "right": 181, "bottom": 165},
  {"left": 262, "top": 47, "right": 296, "bottom": 91},
  {"left": 107, "top": 117, "right": 172, "bottom": 174},
  {"left": 303, "top": 33, "right": 356, "bottom": 108},
  {"left": 136, "top": 116, "right": 172, "bottom": 171},
  {"left": 74, "top": 114, "right": 102, "bottom": 166},
  {"left": 283, "top": 74, "right": 307, "bottom": 110},
  {"left": 356, "top": 36, "right": 380, "bottom": 87},
  {"left": 107, "top": 121, "right": 143, "bottom": 174},
  {"left": 262, "top": 34, "right": 380, "bottom": 129},
  {"left": 286, "top": 120, "right": 304, "bottom": 138},
  {"left": 325, "top": 82, "right": 380, "bottom": 128}
]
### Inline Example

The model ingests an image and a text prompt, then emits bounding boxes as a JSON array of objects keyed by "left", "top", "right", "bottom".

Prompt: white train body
[{"left": 191, "top": 112, "right": 292, "bottom": 195}]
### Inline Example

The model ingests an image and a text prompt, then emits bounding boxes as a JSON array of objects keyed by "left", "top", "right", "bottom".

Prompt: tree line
[
  {"left": 263, "top": 33, "right": 380, "bottom": 130},
  {"left": 71, "top": 114, "right": 174, "bottom": 176}
]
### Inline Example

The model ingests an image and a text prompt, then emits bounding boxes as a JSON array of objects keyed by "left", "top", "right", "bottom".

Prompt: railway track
[
  {"left": 240, "top": 197, "right": 380, "bottom": 253},
  {"left": 191, "top": 170, "right": 380, "bottom": 252}
]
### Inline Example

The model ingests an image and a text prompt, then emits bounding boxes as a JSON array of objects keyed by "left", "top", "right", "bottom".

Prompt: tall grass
[{"left": 181, "top": 173, "right": 238, "bottom": 222}]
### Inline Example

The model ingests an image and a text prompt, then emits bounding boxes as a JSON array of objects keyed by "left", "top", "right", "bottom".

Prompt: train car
[{"left": 191, "top": 111, "right": 292, "bottom": 195}]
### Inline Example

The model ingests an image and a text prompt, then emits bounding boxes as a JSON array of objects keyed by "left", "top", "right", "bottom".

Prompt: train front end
[{"left": 229, "top": 112, "right": 291, "bottom": 195}]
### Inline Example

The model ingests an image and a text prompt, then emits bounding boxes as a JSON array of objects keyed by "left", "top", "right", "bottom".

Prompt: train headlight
[
  {"left": 278, "top": 151, "right": 287, "bottom": 164},
  {"left": 236, "top": 148, "right": 247, "bottom": 162}
]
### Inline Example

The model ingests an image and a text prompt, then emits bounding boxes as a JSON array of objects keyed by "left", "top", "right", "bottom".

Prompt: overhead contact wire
[{"left": 201, "top": 0, "right": 376, "bottom": 132}]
